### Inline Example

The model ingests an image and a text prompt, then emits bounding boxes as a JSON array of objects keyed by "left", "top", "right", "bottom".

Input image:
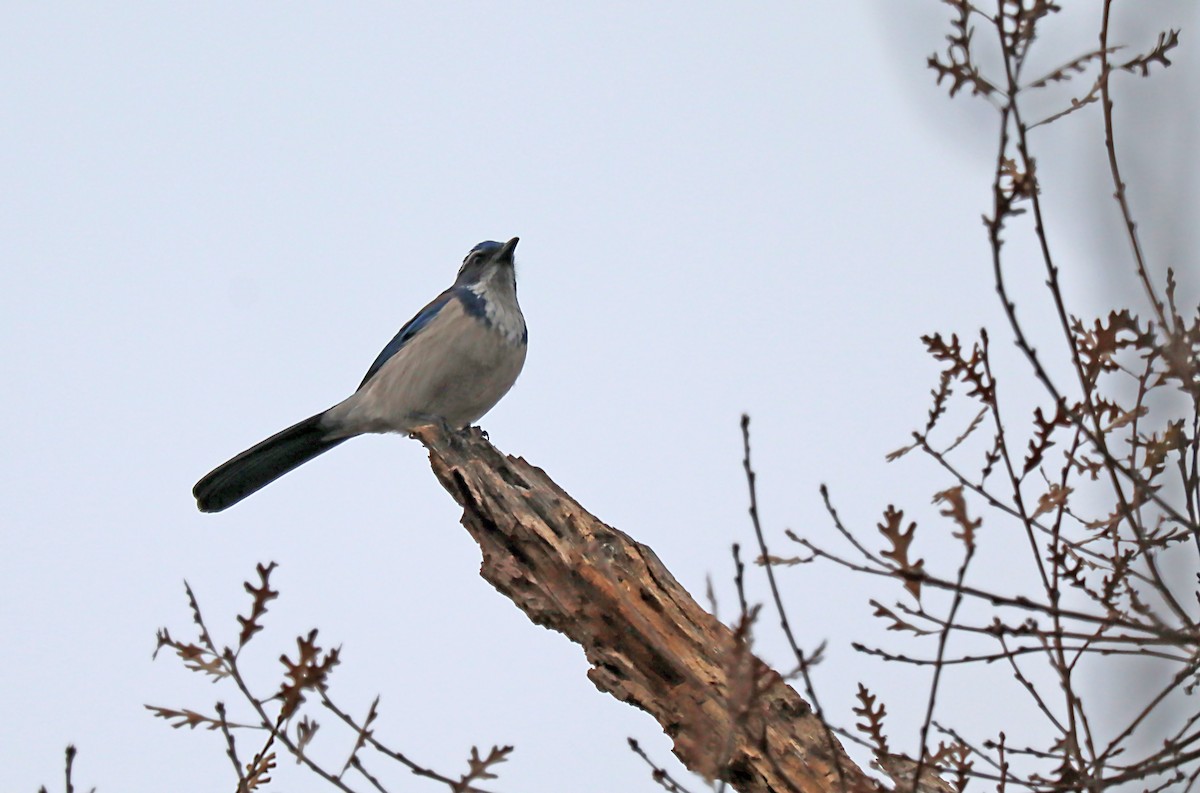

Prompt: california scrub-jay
[{"left": 193, "top": 237, "right": 526, "bottom": 512}]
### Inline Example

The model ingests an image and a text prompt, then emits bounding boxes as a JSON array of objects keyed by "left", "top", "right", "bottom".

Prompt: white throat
[{"left": 469, "top": 268, "right": 525, "bottom": 344}]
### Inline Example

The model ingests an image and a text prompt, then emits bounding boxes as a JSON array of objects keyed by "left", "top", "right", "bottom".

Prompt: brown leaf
[
  {"left": 1001, "top": 157, "right": 1038, "bottom": 200},
  {"left": 295, "top": 715, "right": 319, "bottom": 763},
  {"left": 1031, "top": 483, "right": 1072, "bottom": 519},
  {"left": 930, "top": 740, "right": 974, "bottom": 791},
  {"left": 870, "top": 600, "right": 935, "bottom": 636},
  {"left": 1121, "top": 29, "right": 1181, "bottom": 76},
  {"left": 926, "top": 370, "right": 954, "bottom": 433},
  {"left": 238, "top": 562, "right": 279, "bottom": 649},
  {"left": 146, "top": 705, "right": 223, "bottom": 731},
  {"left": 1027, "top": 46, "right": 1123, "bottom": 89},
  {"left": 1108, "top": 406, "right": 1147, "bottom": 431},
  {"left": 926, "top": 1, "right": 997, "bottom": 98},
  {"left": 1074, "top": 310, "right": 1153, "bottom": 385},
  {"left": 887, "top": 441, "right": 919, "bottom": 462},
  {"left": 852, "top": 683, "right": 889, "bottom": 757},
  {"left": 758, "top": 554, "right": 805, "bottom": 567},
  {"left": 878, "top": 506, "right": 925, "bottom": 600},
  {"left": 453, "top": 745, "right": 514, "bottom": 792},
  {"left": 922, "top": 333, "right": 994, "bottom": 406},
  {"left": 243, "top": 748, "right": 276, "bottom": 791},
  {"left": 980, "top": 432, "right": 1002, "bottom": 482},
  {"left": 277, "top": 630, "right": 341, "bottom": 721},
  {"left": 1023, "top": 401, "right": 1069, "bottom": 475},
  {"left": 153, "top": 628, "right": 228, "bottom": 680},
  {"left": 1143, "top": 421, "right": 1187, "bottom": 479},
  {"left": 932, "top": 486, "right": 981, "bottom": 551},
  {"left": 876, "top": 751, "right": 962, "bottom": 793},
  {"left": 1069, "top": 451, "right": 1104, "bottom": 481}
]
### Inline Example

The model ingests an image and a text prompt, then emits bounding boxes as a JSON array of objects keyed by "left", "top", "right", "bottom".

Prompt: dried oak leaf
[
  {"left": 853, "top": 683, "right": 889, "bottom": 757},
  {"left": 1159, "top": 320, "right": 1200, "bottom": 399},
  {"left": 922, "top": 333, "right": 994, "bottom": 405},
  {"left": 870, "top": 599, "right": 935, "bottom": 636},
  {"left": 876, "top": 752, "right": 961, "bottom": 793},
  {"left": 146, "top": 706, "right": 224, "bottom": 731},
  {"left": 1023, "top": 401, "right": 1069, "bottom": 475},
  {"left": 296, "top": 715, "right": 320, "bottom": 763},
  {"left": 1074, "top": 310, "right": 1152, "bottom": 384},
  {"left": 1031, "top": 483, "right": 1073, "bottom": 519},
  {"left": 933, "top": 486, "right": 981, "bottom": 551},
  {"left": 927, "top": 1, "right": 997, "bottom": 98},
  {"left": 1143, "top": 421, "right": 1187, "bottom": 479},
  {"left": 1121, "top": 29, "right": 1181, "bottom": 77},
  {"left": 154, "top": 628, "right": 228, "bottom": 680},
  {"left": 926, "top": 370, "right": 954, "bottom": 433},
  {"left": 243, "top": 748, "right": 277, "bottom": 792},
  {"left": 1001, "top": 157, "right": 1038, "bottom": 200},
  {"left": 238, "top": 562, "right": 279, "bottom": 649},
  {"left": 452, "top": 745, "right": 514, "bottom": 792},
  {"left": 1027, "top": 46, "right": 1122, "bottom": 89},
  {"left": 1009, "top": 0, "right": 1062, "bottom": 50},
  {"left": 277, "top": 629, "right": 341, "bottom": 721},
  {"left": 1105, "top": 406, "right": 1148, "bottom": 431},
  {"left": 878, "top": 506, "right": 925, "bottom": 600}
]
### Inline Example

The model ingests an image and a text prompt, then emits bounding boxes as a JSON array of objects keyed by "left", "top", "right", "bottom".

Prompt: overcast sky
[{"left": 2, "top": 4, "right": 1196, "bottom": 792}]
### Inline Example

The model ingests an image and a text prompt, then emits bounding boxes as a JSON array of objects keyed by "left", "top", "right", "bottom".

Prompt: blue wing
[{"left": 357, "top": 290, "right": 454, "bottom": 390}]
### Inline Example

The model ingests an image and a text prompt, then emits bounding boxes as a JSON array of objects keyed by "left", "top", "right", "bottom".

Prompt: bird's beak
[{"left": 499, "top": 237, "right": 519, "bottom": 261}]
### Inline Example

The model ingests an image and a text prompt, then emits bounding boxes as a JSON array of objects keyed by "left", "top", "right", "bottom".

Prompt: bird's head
[{"left": 455, "top": 237, "right": 519, "bottom": 290}]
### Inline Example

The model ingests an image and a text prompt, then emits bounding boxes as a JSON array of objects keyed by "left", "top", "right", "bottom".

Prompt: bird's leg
[{"left": 406, "top": 413, "right": 458, "bottom": 442}]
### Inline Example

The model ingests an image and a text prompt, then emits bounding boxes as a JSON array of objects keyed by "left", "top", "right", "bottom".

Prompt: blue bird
[{"left": 194, "top": 237, "right": 527, "bottom": 512}]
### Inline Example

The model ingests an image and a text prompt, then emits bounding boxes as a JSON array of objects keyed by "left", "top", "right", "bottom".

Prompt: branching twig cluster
[
  {"left": 148, "top": 562, "right": 512, "bottom": 793},
  {"left": 772, "top": 2, "right": 1199, "bottom": 791}
]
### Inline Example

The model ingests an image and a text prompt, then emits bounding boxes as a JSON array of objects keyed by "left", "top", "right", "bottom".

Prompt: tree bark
[{"left": 414, "top": 426, "right": 879, "bottom": 793}]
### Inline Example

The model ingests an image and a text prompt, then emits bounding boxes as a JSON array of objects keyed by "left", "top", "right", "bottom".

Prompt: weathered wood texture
[{"left": 414, "top": 427, "right": 879, "bottom": 793}]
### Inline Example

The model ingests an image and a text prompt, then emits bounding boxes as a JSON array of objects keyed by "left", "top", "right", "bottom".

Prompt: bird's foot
[{"left": 408, "top": 414, "right": 474, "bottom": 447}]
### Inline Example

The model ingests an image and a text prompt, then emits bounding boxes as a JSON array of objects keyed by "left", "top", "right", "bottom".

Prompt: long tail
[{"left": 193, "top": 413, "right": 348, "bottom": 513}]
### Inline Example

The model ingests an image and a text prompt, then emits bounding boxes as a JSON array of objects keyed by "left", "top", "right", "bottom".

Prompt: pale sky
[{"left": 2, "top": 4, "right": 1196, "bottom": 792}]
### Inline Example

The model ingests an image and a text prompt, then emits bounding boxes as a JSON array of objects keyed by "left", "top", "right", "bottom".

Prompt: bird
[{"left": 193, "top": 237, "right": 527, "bottom": 513}]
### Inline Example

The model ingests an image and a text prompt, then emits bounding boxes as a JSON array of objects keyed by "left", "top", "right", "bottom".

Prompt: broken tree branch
[{"left": 412, "top": 426, "right": 878, "bottom": 793}]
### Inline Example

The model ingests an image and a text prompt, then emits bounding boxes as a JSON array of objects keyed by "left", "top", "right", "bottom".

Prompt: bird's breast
[{"left": 326, "top": 300, "right": 526, "bottom": 436}]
